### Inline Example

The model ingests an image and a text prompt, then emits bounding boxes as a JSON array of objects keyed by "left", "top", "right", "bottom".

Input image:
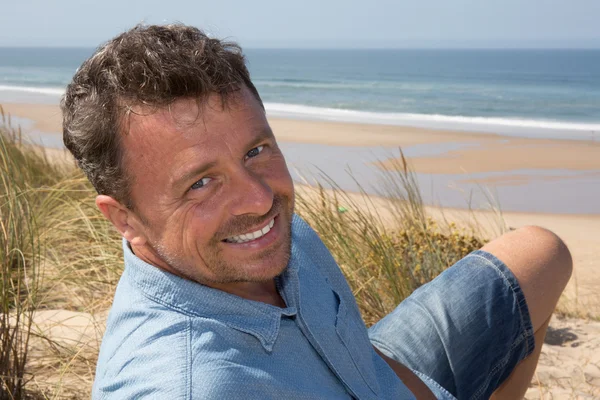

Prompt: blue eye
[
  {"left": 246, "top": 145, "right": 264, "bottom": 159},
  {"left": 191, "top": 177, "right": 211, "bottom": 190}
]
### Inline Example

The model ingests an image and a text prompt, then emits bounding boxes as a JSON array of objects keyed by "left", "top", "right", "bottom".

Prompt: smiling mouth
[{"left": 223, "top": 218, "right": 276, "bottom": 244}]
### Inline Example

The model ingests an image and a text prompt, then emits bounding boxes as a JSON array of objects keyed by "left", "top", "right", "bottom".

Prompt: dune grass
[
  {"left": 0, "top": 109, "right": 489, "bottom": 398},
  {"left": 0, "top": 111, "right": 45, "bottom": 399},
  {"left": 295, "top": 155, "right": 486, "bottom": 326}
]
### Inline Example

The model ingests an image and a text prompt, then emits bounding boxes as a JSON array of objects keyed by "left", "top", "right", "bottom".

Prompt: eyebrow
[
  {"left": 173, "top": 128, "right": 274, "bottom": 191},
  {"left": 174, "top": 161, "right": 218, "bottom": 191},
  {"left": 246, "top": 128, "right": 274, "bottom": 151}
]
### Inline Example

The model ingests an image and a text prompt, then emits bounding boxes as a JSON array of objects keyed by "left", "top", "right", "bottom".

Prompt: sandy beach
[
  {"left": 5, "top": 101, "right": 600, "bottom": 303},
  {"left": 4, "top": 101, "right": 600, "bottom": 398},
  {"left": 1, "top": 103, "right": 63, "bottom": 133}
]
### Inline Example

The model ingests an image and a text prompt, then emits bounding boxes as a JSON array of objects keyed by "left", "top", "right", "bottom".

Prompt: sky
[{"left": 0, "top": 0, "right": 599, "bottom": 48}]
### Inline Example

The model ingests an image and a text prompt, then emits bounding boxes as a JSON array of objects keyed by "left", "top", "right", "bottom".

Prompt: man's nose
[{"left": 228, "top": 166, "right": 273, "bottom": 217}]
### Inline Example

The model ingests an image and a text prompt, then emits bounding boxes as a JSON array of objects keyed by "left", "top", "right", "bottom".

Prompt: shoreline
[
  {"left": 2, "top": 87, "right": 600, "bottom": 140},
  {"left": 3, "top": 101, "right": 600, "bottom": 214},
  {"left": 3, "top": 101, "right": 600, "bottom": 145}
]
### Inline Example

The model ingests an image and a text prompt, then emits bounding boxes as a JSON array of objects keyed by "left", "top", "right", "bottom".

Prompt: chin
[{"left": 240, "top": 243, "right": 291, "bottom": 282}]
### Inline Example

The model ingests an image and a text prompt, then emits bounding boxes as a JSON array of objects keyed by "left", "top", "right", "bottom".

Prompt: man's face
[{"left": 121, "top": 87, "right": 295, "bottom": 287}]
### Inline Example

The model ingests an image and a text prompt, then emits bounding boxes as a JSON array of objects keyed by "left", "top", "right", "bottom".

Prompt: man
[{"left": 61, "top": 24, "right": 572, "bottom": 399}]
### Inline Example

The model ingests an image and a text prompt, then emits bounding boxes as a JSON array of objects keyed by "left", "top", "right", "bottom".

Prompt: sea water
[{"left": 1, "top": 47, "right": 599, "bottom": 140}]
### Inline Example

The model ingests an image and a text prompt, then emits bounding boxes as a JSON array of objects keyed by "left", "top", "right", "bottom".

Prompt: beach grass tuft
[
  {"left": 295, "top": 154, "right": 486, "bottom": 325},
  {"left": 0, "top": 110, "right": 44, "bottom": 399}
]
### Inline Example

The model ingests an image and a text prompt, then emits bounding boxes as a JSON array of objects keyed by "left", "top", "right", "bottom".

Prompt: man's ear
[{"left": 95, "top": 195, "right": 148, "bottom": 246}]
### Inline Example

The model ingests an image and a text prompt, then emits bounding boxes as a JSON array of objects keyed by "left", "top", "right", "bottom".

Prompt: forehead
[
  {"left": 123, "top": 89, "right": 269, "bottom": 153},
  {"left": 124, "top": 89, "right": 266, "bottom": 145},
  {"left": 120, "top": 89, "right": 270, "bottom": 187}
]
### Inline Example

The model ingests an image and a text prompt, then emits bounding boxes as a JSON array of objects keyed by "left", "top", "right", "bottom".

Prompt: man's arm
[{"left": 373, "top": 347, "right": 436, "bottom": 400}]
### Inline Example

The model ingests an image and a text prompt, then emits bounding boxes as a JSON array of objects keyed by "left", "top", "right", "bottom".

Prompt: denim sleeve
[{"left": 369, "top": 250, "right": 535, "bottom": 400}]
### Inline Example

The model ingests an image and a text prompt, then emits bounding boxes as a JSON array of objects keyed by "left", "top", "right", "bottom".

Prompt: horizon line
[{"left": 0, "top": 45, "right": 599, "bottom": 51}]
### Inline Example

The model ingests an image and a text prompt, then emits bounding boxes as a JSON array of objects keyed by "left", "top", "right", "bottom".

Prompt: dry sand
[
  {"left": 296, "top": 183, "right": 600, "bottom": 318},
  {"left": 525, "top": 317, "right": 600, "bottom": 399},
  {"left": 1, "top": 103, "right": 63, "bottom": 133},
  {"left": 5, "top": 102, "right": 600, "bottom": 399}
]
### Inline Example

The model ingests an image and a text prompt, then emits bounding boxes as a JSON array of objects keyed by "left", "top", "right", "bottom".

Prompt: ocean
[{"left": 1, "top": 47, "right": 599, "bottom": 140}]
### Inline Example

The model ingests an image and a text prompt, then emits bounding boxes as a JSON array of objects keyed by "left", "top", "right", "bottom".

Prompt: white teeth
[{"left": 226, "top": 218, "right": 275, "bottom": 244}]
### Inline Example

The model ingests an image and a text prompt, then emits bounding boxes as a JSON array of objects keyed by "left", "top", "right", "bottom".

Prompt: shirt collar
[{"left": 122, "top": 216, "right": 303, "bottom": 352}]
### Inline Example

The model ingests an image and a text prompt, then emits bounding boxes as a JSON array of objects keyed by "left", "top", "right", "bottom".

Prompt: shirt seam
[
  {"left": 336, "top": 300, "right": 380, "bottom": 396},
  {"left": 126, "top": 273, "right": 199, "bottom": 317},
  {"left": 126, "top": 264, "right": 294, "bottom": 320},
  {"left": 186, "top": 316, "right": 192, "bottom": 400}
]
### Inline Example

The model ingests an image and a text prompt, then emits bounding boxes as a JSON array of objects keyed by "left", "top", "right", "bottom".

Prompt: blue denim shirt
[{"left": 93, "top": 215, "right": 418, "bottom": 399}]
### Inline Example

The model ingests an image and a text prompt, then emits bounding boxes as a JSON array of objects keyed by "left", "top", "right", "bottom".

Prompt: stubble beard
[{"left": 153, "top": 194, "right": 295, "bottom": 286}]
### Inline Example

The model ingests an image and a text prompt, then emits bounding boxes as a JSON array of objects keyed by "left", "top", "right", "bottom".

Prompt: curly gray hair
[{"left": 61, "top": 24, "right": 263, "bottom": 208}]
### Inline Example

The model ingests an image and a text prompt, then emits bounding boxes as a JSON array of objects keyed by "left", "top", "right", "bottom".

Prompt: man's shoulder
[
  {"left": 93, "top": 272, "right": 269, "bottom": 399},
  {"left": 93, "top": 274, "right": 192, "bottom": 398},
  {"left": 93, "top": 299, "right": 280, "bottom": 399}
]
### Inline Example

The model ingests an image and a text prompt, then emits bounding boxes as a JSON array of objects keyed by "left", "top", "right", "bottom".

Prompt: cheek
[
  {"left": 264, "top": 155, "right": 294, "bottom": 190},
  {"left": 157, "top": 202, "right": 213, "bottom": 250},
  {"left": 185, "top": 200, "right": 223, "bottom": 240}
]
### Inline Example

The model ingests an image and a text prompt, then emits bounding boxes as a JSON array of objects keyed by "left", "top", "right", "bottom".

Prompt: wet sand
[
  {"left": 5, "top": 102, "right": 600, "bottom": 171},
  {"left": 379, "top": 138, "right": 600, "bottom": 173}
]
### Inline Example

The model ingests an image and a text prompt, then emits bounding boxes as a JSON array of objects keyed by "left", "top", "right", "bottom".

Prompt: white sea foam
[
  {"left": 0, "top": 85, "right": 65, "bottom": 97},
  {"left": 265, "top": 102, "right": 600, "bottom": 140},
  {"left": 1, "top": 84, "right": 598, "bottom": 140},
  {"left": 254, "top": 80, "right": 382, "bottom": 90}
]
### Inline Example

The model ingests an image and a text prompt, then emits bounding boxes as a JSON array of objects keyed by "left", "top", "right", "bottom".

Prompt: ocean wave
[
  {"left": 265, "top": 102, "right": 600, "bottom": 137},
  {"left": 254, "top": 79, "right": 445, "bottom": 91},
  {"left": 0, "top": 85, "right": 65, "bottom": 96},
  {"left": 1, "top": 84, "right": 598, "bottom": 138},
  {"left": 254, "top": 80, "right": 376, "bottom": 90}
]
